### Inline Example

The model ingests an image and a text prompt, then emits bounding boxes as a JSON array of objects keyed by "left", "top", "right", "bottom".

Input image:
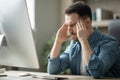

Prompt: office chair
[{"left": 108, "top": 19, "right": 120, "bottom": 45}]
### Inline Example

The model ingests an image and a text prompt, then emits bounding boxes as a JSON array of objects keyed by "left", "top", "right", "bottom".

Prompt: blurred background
[{"left": 1, "top": 0, "right": 120, "bottom": 73}]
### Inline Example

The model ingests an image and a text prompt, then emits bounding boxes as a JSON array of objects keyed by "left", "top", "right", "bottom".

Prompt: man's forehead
[{"left": 65, "top": 13, "right": 79, "bottom": 25}]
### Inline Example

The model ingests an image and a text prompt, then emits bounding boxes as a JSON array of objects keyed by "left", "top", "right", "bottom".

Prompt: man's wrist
[
  {"left": 79, "top": 38, "right": 88, "bottom": 43},
  {"left": 55, "top": 39, "right": 63, "bottom": 45}
]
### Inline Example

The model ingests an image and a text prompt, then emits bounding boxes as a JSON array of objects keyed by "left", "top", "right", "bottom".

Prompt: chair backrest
[{"left": 108, "top": 19, "right": 120, "bottom": 45}]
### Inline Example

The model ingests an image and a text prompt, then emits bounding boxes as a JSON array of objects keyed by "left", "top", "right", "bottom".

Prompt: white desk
[{"left": 0, "top": 71, "right": 120, "bottom": 80}]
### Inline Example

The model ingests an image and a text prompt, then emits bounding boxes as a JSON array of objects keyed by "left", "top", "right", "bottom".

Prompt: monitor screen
[{"left": 0, "top": 0, "right": 39, "bottom": 69}]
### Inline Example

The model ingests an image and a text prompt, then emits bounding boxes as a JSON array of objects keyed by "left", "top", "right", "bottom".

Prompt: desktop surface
[{"left": 0, "top": 71, "right": 120, "bottom": 80}]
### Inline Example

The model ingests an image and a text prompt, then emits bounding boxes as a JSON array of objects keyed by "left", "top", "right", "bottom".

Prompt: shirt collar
[{"left": 88, "top": 28, "right": 103, "bottom": 48}]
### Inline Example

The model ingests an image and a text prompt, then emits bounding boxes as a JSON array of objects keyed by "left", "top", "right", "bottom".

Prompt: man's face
[{"left": 65, "top": 13, "right": 79, "bottom": 40}]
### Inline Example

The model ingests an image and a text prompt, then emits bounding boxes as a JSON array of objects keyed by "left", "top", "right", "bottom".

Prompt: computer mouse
[{"left": 19, "top": 73, "right": 31, "bottom": 77}]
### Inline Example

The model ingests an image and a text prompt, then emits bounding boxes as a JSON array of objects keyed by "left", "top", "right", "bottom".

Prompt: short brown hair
[{"left": 65, "top": 1, "right": 92, "bottom": 20}]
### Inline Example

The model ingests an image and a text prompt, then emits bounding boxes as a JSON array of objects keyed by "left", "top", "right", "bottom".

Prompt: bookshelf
[{"left": 92, "top": 20, "right": 111, "bottom": 27}]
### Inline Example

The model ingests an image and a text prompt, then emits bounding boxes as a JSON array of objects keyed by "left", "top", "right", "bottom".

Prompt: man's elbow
[
  {"left": 92, "top": 73, "right": 101, "bottom": 79},
  {"left": 47, "top": 67, "right": 60, "bottom": 74},
  {"left": 88, "top": 70, "right": 102, "bottom": 79},
  {"left": 87, "top": 60, "right": 104, "bottom": 78},
  {"left": 47, "top": 69, "right": 58, "bottom": 74}
]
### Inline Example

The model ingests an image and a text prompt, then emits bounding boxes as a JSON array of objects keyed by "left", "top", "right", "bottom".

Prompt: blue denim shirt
[{"left": 47, "top": 29, "right": 120, "bottom": 78}]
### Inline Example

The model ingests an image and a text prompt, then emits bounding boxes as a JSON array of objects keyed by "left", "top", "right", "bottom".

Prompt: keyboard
[{"left": 0, "top": 75, "right": 69, "bottom": 80}]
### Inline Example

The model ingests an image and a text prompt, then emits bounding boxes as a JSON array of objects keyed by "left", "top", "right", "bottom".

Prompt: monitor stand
[{"left": 0, "top": 68, "right": 7, "bottom": 77}]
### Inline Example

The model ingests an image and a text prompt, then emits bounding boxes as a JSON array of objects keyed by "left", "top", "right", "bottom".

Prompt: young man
[{"left": 47, "top": 1, "right": 120, "bottom": 78}]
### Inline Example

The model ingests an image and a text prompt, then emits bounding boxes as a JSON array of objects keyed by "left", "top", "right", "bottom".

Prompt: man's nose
[
  {"left": 67, "top": 26, "right": 74, "bottom": 35},
  {"left": 67, "top": 26, "right": 71, "bottom": 36},
  {"left": 68, "top": 26, "right": 72, "bottom": 32}
]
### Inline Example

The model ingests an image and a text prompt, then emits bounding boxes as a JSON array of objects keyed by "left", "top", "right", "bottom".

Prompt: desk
[{"left": 0, "top": 71, "right": 120, "bottom": 80}]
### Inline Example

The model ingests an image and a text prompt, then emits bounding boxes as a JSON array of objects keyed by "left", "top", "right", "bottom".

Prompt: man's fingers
[
  {"left": 76, "top": 23, "right": 79, "bottom": 30},
  {"left": 79, "top": 19, "right": 84, "bottom": 30},
  {"left": 77, "top": 21, "right": 81, "bottom": 30}
]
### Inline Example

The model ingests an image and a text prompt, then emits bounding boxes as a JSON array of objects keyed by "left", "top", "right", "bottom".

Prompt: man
[{"left": 47, "top": 1, "right": 120, "bottom": 78}]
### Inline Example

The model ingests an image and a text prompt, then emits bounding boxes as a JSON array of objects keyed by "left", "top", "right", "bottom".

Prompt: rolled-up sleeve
[
  {"left": 47, "top": 41, "right": 74, "bottom": 74},
  {"left": 86, "top": 41, "right": 119, "bottom": 78},
  {"left": 47, "top": 52, "right": 70, "bottom": 74}
]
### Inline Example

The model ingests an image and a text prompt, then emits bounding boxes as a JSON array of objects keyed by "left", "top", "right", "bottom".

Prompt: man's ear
[
  {"left": 84, "top": 17, "right": 91, "bottom": 29},
  {"left": 85, "top": 17, "right": 91, "bottom": 25}
]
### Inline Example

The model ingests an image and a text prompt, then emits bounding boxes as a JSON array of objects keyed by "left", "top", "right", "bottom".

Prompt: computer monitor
[{"left": 0, "top": 0, "right": 39, "bottom": 69}]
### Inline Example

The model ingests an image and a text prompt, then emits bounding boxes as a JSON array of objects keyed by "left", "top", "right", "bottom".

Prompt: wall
[
  {"left": 87, "top": 0, "right": 120, "bottom": 15},
  {"left": 59, "top": 0, "right": 73, "bottom": 25},
  {"left": 34, "top": 0, "right": 59, "bottom": 72}
]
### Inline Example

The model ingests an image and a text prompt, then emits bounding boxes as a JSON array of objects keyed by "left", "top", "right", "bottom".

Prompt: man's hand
[
  {"left": 76, "top": 19, "right": 93, "bottom": 65},
  {"left": 76, "top": 20, "right": 88, "bottom": 42},
  {"left": 50, "top": 23, "right": 69, "bottom": 59},
  {"left": 56, "top": 23, "right": 70, "bottom": 43}
]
